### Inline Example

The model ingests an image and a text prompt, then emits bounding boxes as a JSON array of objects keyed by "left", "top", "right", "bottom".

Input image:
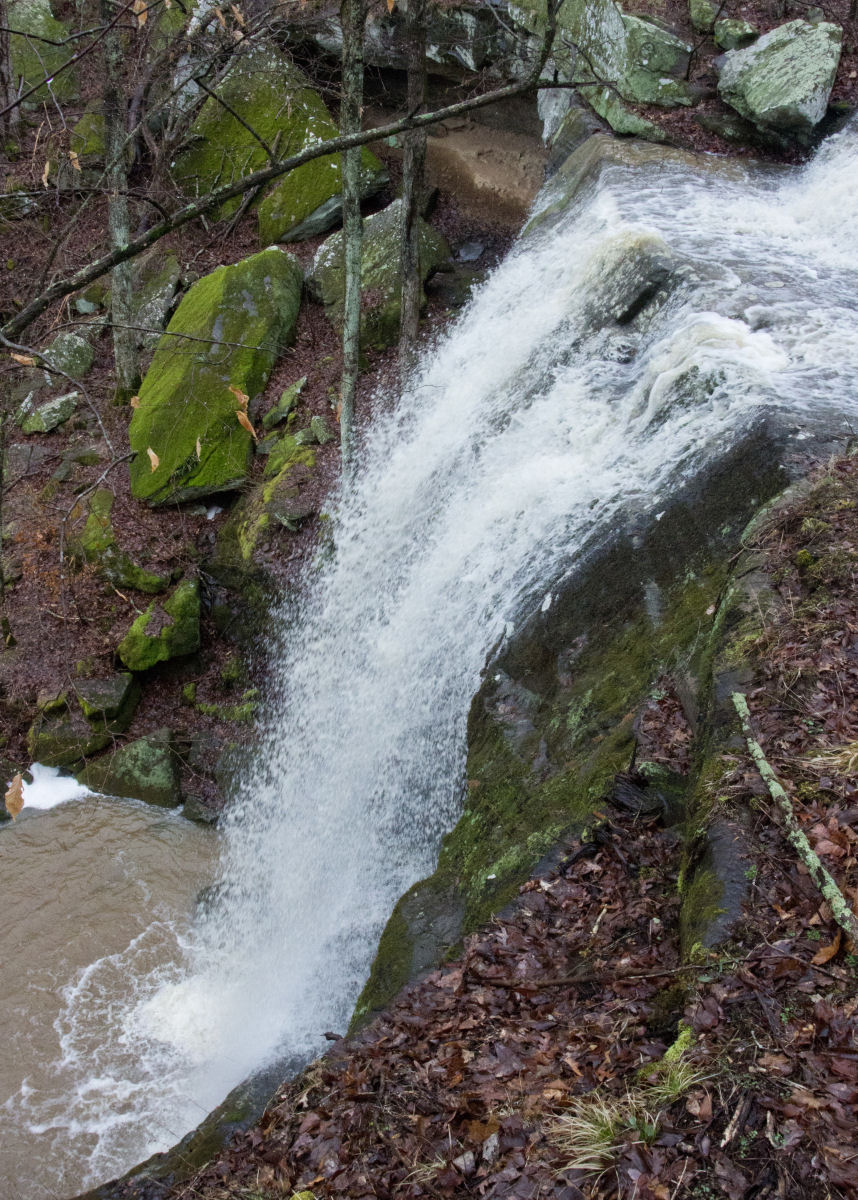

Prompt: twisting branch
[{"left": 732, "top": 692, "right": 858, "bottom": 946}]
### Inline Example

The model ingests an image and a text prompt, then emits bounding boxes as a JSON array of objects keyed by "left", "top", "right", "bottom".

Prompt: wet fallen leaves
[{"left": 179, "top": 463, "right": 858, "bottom": 1200}]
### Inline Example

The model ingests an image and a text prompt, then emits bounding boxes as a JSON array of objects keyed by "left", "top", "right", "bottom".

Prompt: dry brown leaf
[
  {"left": 236, "top": 410, "right": 258, "bottom": 441},
  {"left": 132, "top": 0, "right": 148, "bottom": 26},
  {"left": 41, "top": 160, "right": 50, "bottom": 187},
  {"left": 129, "top": 395, "right": 140, "bottom": 409},
  {"left": 812, "top": 927, "right": 842, "bottom": 965},
  {"left": 229, "top": 3, "right": 245, "bottom": 25},
  {"left": 195, "top": 437, "right": 202, "bottom": 458},
  {"left": 10, "top": 352, "right": 36, "bottom": 366},
  {"left": 214, "top": 5, "right": 227, "bottom": 28},
  {"left": 68, "top": 149, "right": 81, "bottom": 172},
  {"left": 147, "top": 446, "right": 160, "bottom": 472},
  {"left": 5, "top": 773, "right": 24, "bottom": 820},
  {"left": 386, "top": 0, "right": 395, "bottom": 11},
  {"left": 229, "top": 384, "right": 249, "bottom": 410}
]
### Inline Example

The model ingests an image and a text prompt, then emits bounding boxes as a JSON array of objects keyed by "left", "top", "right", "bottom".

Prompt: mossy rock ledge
[
  {"left": 128, "top": 247, "right": 302, "bottom": 505},
  {"left": 352, "top": 416, "right": 837, "bottom": 1030},
  {"left": 117, "top": 579, "right": 201, "bottom": 671}
]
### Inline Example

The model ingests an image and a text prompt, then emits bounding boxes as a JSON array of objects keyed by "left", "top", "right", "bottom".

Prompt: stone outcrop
[
  {"left": 717, "top": 19, "right": 842, "bottom": 142},
  {"left": 27, "top": 674, "right": 141, "bottom": 767},
  {"left": 308, "top": 200, "right": 450, "bottom": 351}
]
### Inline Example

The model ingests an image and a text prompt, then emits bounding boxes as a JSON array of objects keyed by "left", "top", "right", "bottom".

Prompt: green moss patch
[
  {"left": 69, "top": 489, "right": 169, "bottom": 594},
  {"left": 117, "top": 579, "right": 201, "bottom": 671}
]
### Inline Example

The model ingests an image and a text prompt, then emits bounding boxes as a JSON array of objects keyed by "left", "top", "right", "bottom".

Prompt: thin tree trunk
[
  {"left": 398, "top": 0, "right": 427, "bottom": 381},
  {"left": 339, "top": 0, "right": 366, "bottom": 474},
  {"left": 0, "top": 0, "right": 19, "bottom": 136},
  {"left": 101, "top": 0, "right": 139, "bottom": 404}
]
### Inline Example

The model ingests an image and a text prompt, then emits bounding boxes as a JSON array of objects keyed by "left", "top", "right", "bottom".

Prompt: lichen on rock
[
  {"left": 717, "top": 19, "right": 842, "bottom": 141},
  {"left": 77, "top": 729, "right": 181, "bottom": 807}
]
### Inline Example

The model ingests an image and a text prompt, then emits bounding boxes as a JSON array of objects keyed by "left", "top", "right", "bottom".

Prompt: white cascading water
[{"left": 6, "top": 120, "right": 858, "bottom": 1198}]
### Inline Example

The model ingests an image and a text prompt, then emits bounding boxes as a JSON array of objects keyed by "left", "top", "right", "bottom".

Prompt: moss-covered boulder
[
  {"left": 171, "top": 41, "right": 387, "bottom": 241},
  {"left": 69, "top": 105, "right": 106, "bottom": 169},
  {"left": 308, "top": 200, "right": 450, "bottom": 351},
  {"left": 9, "top": 0, "right": 77, "bottom": 105},
  {"left": 128, "top": 247, "right": 302, "bottom": 505},
  {"left": 27, "top": 674, "right": 141, "bottom": 767},
  {"left": 621, "top": 15, "right": 692, "bottom": 107},
  {"left": 77, "top": 729, "right": 181, "bottom": 807},
  {"left": 69, "top": 489, "right": 170, "bottom": 593},
  {"left": 18, "top": 390, "right": 78, "bottom": 433},
  {"left": 117, "top": 579, "right": 201, "bottom": 671},
  {"left": 717, "top": 20, "right": 842, "bottom": 141}
]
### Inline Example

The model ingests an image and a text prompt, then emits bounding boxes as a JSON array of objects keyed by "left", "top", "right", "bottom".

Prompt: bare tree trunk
[
  {"left": 0, "top": 0, "right": 20, "bottom": 136},
  {"left": 101, "top": 0, "right": 139, "bottom": 404},
  {"left": 339, "top": 0, "right": 365, "bottom": 474},
  {"left": 398, "top": 0, "right": 427, "bottom": 381}
]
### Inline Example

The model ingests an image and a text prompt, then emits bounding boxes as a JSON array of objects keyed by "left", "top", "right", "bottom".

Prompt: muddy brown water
[{"left": 0, "top": 795, "right": 217, "bottom": 1200}]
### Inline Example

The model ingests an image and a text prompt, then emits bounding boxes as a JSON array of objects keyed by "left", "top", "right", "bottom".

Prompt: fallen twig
[{"left": 732, "top": 691, "right": 858, "bottom": 946}]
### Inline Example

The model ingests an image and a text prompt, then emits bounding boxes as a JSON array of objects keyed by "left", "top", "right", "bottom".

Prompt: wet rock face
[
  {"left": 128, "top": 247, "right": 302, "bottom": 506},
  {"left": 717, "top": 19, "right": 842, "bottom": 142}
]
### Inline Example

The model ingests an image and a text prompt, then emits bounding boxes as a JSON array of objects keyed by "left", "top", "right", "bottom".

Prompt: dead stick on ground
[{"left": 732, "top": 690, "right": 858, "bottom": 945}]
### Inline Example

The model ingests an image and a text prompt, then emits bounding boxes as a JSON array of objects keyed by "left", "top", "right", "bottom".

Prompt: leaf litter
[{"left": 176, "top": 461, "right": 858, "bottom": 1200}]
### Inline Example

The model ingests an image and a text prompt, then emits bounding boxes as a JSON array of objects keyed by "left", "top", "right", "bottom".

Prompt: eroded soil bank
[{"left": 151, "top": 456, "right": 858, "bottom": 1200}]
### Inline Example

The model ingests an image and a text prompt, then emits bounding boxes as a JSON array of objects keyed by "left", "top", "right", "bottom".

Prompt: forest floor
[{"left": 172, "top": 457, "right": 858, "bottom": 1200}]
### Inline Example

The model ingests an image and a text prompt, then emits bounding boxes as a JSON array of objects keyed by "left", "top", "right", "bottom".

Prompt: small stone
[
  {"left": 19, "top": 391, "right": 78, "bottom": 434},
  {"left": 452, "top": 1151, "right": 475, "bottom": 1176},
  {"left": 309, "top": 414, "right": 336, "bottom": 445},
  {"left": 182, "top": 793, "right": 219, "bottom": 824},
  {"left": 457, "top": 241, "right": 485, "bottom": 263},
  {"left": 262, "top": 376, "right": 306, "bottom": 430},
  {"left": 481, "top": 1133, "right": 500, "bottom": 1165}
]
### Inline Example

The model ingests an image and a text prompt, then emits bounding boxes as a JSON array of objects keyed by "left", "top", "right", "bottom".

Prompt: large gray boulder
[
  {"left": 717, "top": 19, "right": 842, "bottom": 141},
  {"left": 308, "top": 200, "right": 450, "bottom": 351}
]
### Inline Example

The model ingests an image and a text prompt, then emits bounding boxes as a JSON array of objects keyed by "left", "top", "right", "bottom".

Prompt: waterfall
[{"left": 7, "top": 121, "right": 858, "bottom": 1198}]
